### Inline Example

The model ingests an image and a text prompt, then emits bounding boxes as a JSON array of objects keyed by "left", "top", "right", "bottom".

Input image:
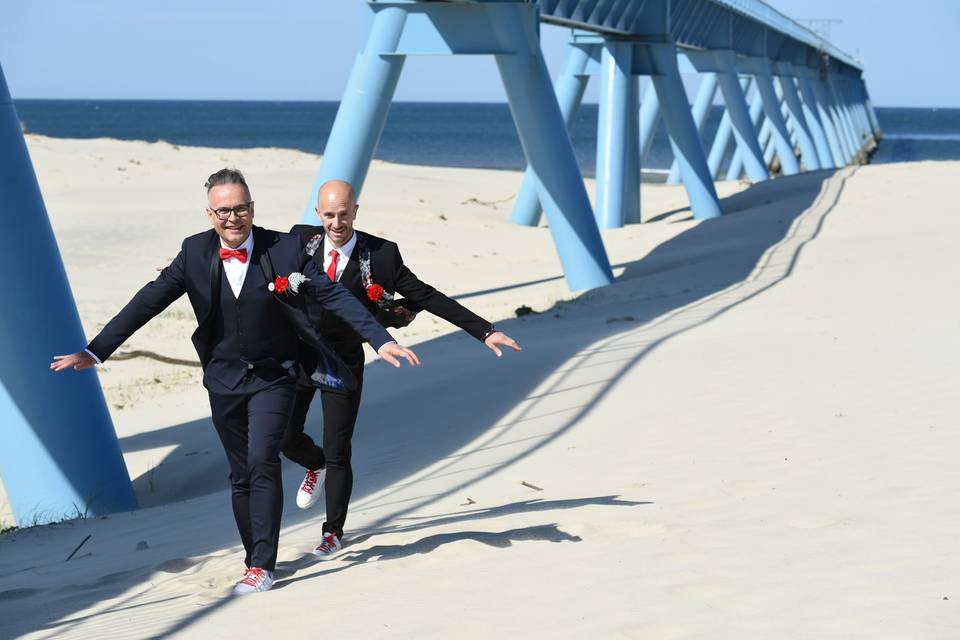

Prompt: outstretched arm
[
  {"left": 51, "top": 247, "right": 188, "bottom": 371},
  {"left": 391, "top": 245, "right": 521, "bottom": 357}
]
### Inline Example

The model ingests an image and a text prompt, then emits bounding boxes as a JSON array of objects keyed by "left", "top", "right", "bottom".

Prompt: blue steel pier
[
  {"left": 305, "top": 0, "right": 880, "bottom": 293},
  {"left": 0, "top": 0, "right": 880, "bottom": 523}
]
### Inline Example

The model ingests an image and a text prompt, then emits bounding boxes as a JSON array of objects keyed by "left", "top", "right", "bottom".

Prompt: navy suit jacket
[
  {"left": 290, "top": 225, "right": 492, "bottom": 353},
  {"left": 86, "top": 226, "right": 393, "bottom": 390}
]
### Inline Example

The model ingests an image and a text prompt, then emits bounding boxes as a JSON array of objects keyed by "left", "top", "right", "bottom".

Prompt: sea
[{"left": 13, "top": 100, "right": 960, "bottom": 177}]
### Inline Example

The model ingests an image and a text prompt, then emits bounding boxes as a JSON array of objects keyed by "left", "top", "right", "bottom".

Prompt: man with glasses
[{"left": 51, "top": 168, "right": 420, "bottom": 595}]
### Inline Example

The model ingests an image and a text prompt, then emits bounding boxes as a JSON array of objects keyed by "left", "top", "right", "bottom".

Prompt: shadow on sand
[{"left": 0, "top": 168, "right": 852, "bottom": 638}]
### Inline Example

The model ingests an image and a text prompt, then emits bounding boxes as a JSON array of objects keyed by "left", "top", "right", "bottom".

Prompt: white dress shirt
[
  {"left": 322, "top": 232, "right": 357, "bottom": 282},
  {"left": 220, "top": 233, "right": 254, "bottom": 298}
]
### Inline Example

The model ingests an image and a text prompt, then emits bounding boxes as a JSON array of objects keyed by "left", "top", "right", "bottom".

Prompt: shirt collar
[
  {"left": 220, "top": 231, "right": 254, "bottom": 256},
  {"left": 325, "top": 230, "right": 357, "bottom": 259}
]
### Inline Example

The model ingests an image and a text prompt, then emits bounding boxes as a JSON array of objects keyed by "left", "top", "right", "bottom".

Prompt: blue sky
[{"left": 1, "top": 1, "right": 957, "bottom": 107}]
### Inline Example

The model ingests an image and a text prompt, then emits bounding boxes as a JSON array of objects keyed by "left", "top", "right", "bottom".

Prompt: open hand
[
  {"left": 484, "top": 331, "right": 521, "bottom": 358},
  {"left": 50, "top": 351, "right": 97, "bottom": 372},
  {"left": 377, "top": 343, "right": 421, "bottom": 368}
]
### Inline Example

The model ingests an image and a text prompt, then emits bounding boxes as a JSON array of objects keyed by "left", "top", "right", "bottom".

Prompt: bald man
[{"left": 281, "top": 180, "right": 520, "bottom": 555}]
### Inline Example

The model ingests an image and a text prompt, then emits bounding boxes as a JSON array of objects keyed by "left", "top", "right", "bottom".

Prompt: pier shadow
[{"left": 0, "top": 168, "right": 847, "bottom": 639}]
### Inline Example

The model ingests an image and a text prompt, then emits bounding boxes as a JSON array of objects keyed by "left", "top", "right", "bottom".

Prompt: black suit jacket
[
  {"left": 289, "top": 225, "right": 492, "bottom": 354},
  {"left": 86, "top": 226, "right": 394, "bottom": 389}
]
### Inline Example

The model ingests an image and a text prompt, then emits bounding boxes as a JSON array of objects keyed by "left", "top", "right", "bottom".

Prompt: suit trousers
[
  {"left": 281, "top": 355, "right": 364, "bottom": 539},
  {"left": 208, "top": 378, "right": 296, "bottom": 572}
]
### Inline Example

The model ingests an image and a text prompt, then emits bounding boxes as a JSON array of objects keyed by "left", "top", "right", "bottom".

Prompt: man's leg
[
  {"left": 245, "top": 382, "right": 297, "bottom": 572},
  {"left": 280, "top": 374, "right": 325, "bottom": 471},
  {"left": 321, "top": 366, "right": 364, "bottom": 539},
  {"left": 208, "top": 391, "right": 254, "bottom": 567}
]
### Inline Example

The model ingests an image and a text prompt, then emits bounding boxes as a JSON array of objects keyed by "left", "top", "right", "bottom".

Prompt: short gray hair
[{"left": 204, "top": 168, "right": 249, "bottom": 193}]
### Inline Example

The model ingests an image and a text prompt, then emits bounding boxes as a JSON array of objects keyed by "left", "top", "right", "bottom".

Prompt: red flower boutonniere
[
  {"left": 270, "top": 276, "right": 289, "bottom": 294},
  {"left": 366, "top": 284, "right": 385, "bottom": 302},
  {"left": 268, "top": 272, "right": 310, "bottom": 295}
]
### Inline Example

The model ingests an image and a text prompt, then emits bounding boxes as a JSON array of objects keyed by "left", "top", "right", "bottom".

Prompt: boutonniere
[
  {"left": 269, "top": 272, "right": 310, "bottom": 295},
  {"left": 366, "top": 284, "right": 385, "bottom": 302}
]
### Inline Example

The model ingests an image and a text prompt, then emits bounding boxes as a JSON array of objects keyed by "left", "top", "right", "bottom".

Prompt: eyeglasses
[{"left": 209, "top": 201, "right": 254, "bottom": 220}]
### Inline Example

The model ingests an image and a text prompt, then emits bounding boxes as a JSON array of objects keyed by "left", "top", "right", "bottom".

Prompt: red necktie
[
  {"left": 219, "top": 247, "right": 248, "bottom": 263},
  {"left": 327, "top": 249, "right": 339, "bottom": 282}
]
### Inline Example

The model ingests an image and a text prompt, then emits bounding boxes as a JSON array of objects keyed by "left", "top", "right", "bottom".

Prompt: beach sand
[{"left": 0, "top": 136, "right": 957, "bottom": 638}]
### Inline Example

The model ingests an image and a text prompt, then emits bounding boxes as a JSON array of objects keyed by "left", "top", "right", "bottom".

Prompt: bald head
[{"left": 316, "top": 180, "right": 359, "bottom": 248}]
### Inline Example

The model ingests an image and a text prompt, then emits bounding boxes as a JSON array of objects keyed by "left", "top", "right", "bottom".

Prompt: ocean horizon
[{"left": 14, "top": 100, "right": 960, "bottom": 177}]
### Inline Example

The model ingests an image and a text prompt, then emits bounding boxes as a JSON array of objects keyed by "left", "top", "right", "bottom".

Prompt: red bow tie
[{"left": 219, "top": 247, "right": 248, "bottom": 263}]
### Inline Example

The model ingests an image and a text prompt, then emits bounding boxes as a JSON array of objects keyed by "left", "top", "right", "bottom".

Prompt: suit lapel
[
  {"left": 202, "top": 231, "right": 222, "bottom": 324},
  {"left": 341, "top": 246, "right": 363, "bottom": 293},
  {"left": 250, "top": 226, "right": 273, "bottom": 292}
]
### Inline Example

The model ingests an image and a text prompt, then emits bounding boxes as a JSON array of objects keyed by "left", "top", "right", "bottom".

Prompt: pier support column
[
  {"left": 793, "top": 70, "right": 836, "bottom": 169},
  {"left": 714, "top": 53, "right": 768, "bottom": 181},
  {"left": 0, "top": 64, "right": 137, "bottom": 525},
  {"left": 667, "top": 72, "right": 717, "bottom": 184},
  {"left": 706, "top": 107, "right": 733, "bottom": 179},
  {"left": 595, "top": 41, "right": 640, "bottom": 228},
  {"left": 623, "top": 74, "right": 641, "bottom": 225},
  {"left": 302, "top": 6, "right": 406, "bottom": 220},
  {"left": 824, "top": 74, "right": 858, "bottom": 161},
  {"left": 726, "top": 85, "right": 764, "bottom": 181},
  {"left": 806, "top": 72, "right": 848, "bottom": 166},
  {"left": 638, "top": 80, "right": 661, "bottom": 162},
  {"left": 511, "top": 43, "right": 590, "bottom": 227},
  {"left": 648, "top": 43, "right": 722, "bottom": 219},
  {"left": 776, "top": 71, "right": 821, "bottom": 171},
  {"left": 492, "top": 15, "right": 614, "bottom": 290},
  {"left": 752, "top": 60, "right": 801, "bottom": 175}
]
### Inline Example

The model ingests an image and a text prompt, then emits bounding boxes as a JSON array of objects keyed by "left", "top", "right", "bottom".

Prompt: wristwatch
[{"left": 482, "top": 325, "right": 499, "bottom": 341}]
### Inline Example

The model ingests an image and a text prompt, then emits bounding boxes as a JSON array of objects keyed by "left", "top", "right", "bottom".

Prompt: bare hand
[
  {"left": 51, "top": 351, "right": 97, "bottom": 372},
  {"left": 484, "top": 331, "right": 521, "bottom": 358},
  {"left": 377, "top": 343, "right": 421, "bottom": 368}
]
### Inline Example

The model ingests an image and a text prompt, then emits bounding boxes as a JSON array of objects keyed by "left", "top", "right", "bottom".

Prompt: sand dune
[{"left": 0, "top": 137, "right": 958, "bottom": 638}]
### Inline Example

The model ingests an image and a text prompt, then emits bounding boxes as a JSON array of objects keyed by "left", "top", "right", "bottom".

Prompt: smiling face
[
  {"left": 207, "top": 183, "right": 254, "bottom": 248},
  {"left": 316, "top": 180, "right": 358, "bottom": 248}
]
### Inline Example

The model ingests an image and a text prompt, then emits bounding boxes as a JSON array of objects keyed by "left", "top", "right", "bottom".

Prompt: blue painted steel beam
[
  {"left": 511, "top": 43, "right": 591, "bottom": 227},
  {"left": 749, "top": 59, "right": 801, "bottom": 175},
  {"left": 639, "top": 79, "right": 662, "bottom": 162},
  {"left": 726, "top": 83, "right": 764, "bottom": 180},
  {"left": 302, "top": 5, "right": 406, "bottom": 220},
  {"left": 648, "top": 43, "right": 722, "bottom": 219},
  {"left": 0, "top": 64, "right": 137, "bottom": 524},
  {"left": 667, "top": 72, "right": 718, "bottom": 184},
  {"left": 805, "top": 71, "right": 847, "bottom": 166},
  {"left": 791, "top": 68, "right": 836, "bottom": 169},
  {"left": 775, "top": 72, "right": 821, "bottom": 171},
  {"left": 824, "top": 74, "right": 858, "bottom": 160},
  {"left": 710, "top": 52, "right": 768, "bottom": 181},
  {"left": 624, "top": 71, "right": 641, "bottom": 225},
  {"left": 490, "top": 9, "right": 614, "bottom": 290},
  {"left": 595, "top": 41, "right": 638, "bottom": 228}
]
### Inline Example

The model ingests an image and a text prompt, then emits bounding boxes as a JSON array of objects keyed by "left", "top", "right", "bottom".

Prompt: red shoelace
[
  {"left": 301, "top": 470, "right": 319, "bottom": 494},
  {"left": 239, "top": 568, "right": 267, "bottom": 587},
  {"left": 318, "top": 534, "right": 338, "bottom": 552}
]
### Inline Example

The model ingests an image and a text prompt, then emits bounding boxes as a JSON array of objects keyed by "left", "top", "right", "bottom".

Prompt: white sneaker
[
  {"left": 296, "top": 468, "right": 326, "bottom": 509},
  {"left": 312, "top": 532, "right": 342, "bottom": 557},
  {"left": 233, "top": 567, "right": 274, "bottom": 594}
]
